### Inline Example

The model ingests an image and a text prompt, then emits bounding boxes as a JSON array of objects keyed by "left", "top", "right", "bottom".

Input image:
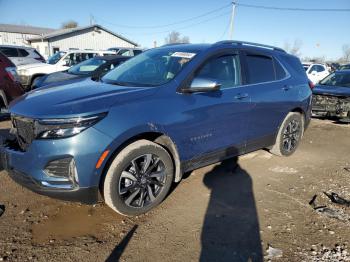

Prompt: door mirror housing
[
  {"left": 185, "top": 77, "right": 221, "bottom": 93},
  {"left": 311, "top": 70, "right": 317, "bottom": 75}
]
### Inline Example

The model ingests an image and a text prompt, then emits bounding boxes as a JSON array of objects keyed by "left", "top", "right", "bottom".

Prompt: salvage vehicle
[
  {"left": 303, "top": 62, "right": 330, "bottom": 84},
  {"left": 17, "top": 49, "right": 115, "bottom": 90},
  {"left": 107, "top": 47, "right": 143, "bottom": 56},
  {"left": 32, "top": 55, "right": 130, "bottom": 89},
  {"left": 312, "top": 69, "right": 350, "bottom": 119},
  {"left": 0, "top": 52, "right": 24, "bottom": 115},
  {"left": 0, "top": 45, "right": 46, "bottom": 66},
  {"left": 1, "top": 41, "right": 312, "bottom": 216}
]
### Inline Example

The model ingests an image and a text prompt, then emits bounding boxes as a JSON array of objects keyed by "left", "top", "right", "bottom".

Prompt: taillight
[
  {"left": 308, "top": 81, "right": 315, "bottom": 90},
  {"left": 5, "top": 67, "right": 20, "bottom": 82}
]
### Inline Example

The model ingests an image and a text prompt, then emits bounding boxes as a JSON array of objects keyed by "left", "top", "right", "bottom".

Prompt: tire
[
  {"left": 270, "top": 112, "right": 304, "bottom": 156},
  {"left": 103, "top": 139, "right": 174, "bottom": 216}
]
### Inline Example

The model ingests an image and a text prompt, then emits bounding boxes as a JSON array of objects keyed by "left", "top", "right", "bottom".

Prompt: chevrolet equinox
[{"left": 1, "top": 41, "right": 312, "bottom": 216}]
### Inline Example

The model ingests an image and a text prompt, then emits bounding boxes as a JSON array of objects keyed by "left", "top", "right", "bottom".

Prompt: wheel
[
  {"left": 270, "top": 112, "right": 304, "bottom": 156},
  {"left": 103, "top": 139, "right": 174, "bottom": 216}
]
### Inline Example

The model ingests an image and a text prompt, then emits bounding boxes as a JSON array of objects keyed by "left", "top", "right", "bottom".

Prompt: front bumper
[
  {"left": 0, "top": 126, "right": 113, "bottom": 204},
  {"left": 312, "top": 94, "right": 350, "bottom": 118}
]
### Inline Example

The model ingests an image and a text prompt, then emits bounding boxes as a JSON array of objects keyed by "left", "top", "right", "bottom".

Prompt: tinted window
[
  {"left": 194, "top": 55, "right": 241, "bottom": 89},
  {"left": 315, "top": 65, "right": 325, "bottom": 72},
  {"left": 274, "top": 59, "right": 286, "bottom": 80},
  {"left": 0, "top": 47, "right": 19, "bottom": 57},
  {"left": 18, "top": 49, "right": 29, "bottom": 57},
  {"left": 133, "top": 50, "right": 142, "bottom": 56},
  {"left": 281, "top": 55, "right": 305, "bottom": 76},
  {"left": 118, "top": 49, "right": 132, "bottom": 56},
  {"left": 246, "top": 54, "right": 274, "bottom": 84}
]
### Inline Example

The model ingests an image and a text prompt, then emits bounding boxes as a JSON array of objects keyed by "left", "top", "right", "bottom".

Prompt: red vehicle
[{"left": 0, "top": 52, "right": 24, "bottom": 113}]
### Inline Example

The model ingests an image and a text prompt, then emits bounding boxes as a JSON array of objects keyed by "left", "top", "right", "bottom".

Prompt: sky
[{"left": 0, "top": 0, "right": 349, "bottom": 60}]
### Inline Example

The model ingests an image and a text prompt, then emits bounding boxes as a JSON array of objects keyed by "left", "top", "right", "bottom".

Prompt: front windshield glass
[
  {"left": 47, "top": 51, "right": 66, "bottom": 64},
  {"left": 68, "top": 57, "right": 106, "bottom": 75},
  {"left": 102, "top": 48, "right": 198, "bottom": 87},
  {"left": 319, "top": 72, "right": 350, "bottom": 87},
  {"left": 340, "top": 64, "right": 350, "bottom": 70}
]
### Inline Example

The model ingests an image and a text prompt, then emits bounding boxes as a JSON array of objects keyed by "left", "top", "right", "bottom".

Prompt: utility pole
[{"left": 229, "top": 2, "right": 236, "bottom": 40}]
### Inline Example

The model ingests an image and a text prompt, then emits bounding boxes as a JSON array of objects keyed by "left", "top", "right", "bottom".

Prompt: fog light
[{"left": 44, "top": 157, "right": 78, "bottom": 185}]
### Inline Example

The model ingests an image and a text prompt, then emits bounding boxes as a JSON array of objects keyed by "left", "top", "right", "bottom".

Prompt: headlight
[
  {"left": 18, "top": 69, "right": 28, "bottom": 75},
  {"left": 35, "top": 112, "right": 107, "bottom": 139}
]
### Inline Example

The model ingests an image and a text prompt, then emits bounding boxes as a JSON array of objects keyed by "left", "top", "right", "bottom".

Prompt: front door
[{"left": 167, "top": 52, "right": 252, "bottom": 167}]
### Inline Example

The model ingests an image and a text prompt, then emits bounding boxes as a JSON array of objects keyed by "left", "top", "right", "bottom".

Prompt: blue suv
[{"left": 1, "top": 41, "right": 312, "bottom": 215}]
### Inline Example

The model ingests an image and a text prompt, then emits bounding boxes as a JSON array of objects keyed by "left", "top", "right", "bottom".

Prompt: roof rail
[{"left": 215, "top": 40, "right": 286, "bottom": 53}]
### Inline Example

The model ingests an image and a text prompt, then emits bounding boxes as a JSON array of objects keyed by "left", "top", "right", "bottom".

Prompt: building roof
[
  {"left": 0, "top": 23, "right": 55, "bottom": 35},
  {"left": 28, "top": 24, "right": 138, "bottom": 46}
]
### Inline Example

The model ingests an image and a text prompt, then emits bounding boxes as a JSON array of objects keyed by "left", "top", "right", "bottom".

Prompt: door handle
[
  {"left": 282, "top": 85, "right": 291, "bottom": 91},
  {"left": 234, "top": 93, "right": 249, "bottom": 100}
]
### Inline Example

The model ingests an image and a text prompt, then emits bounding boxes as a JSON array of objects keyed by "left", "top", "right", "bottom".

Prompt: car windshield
[
  {"left": 319, "top": 72, "right": 350, "bottom": 87},
  {"left": 340, "top": 64, "right": 350, "bottom": 70},
  {"left": 47, "top": 51, "right": 66, "bottom": 64},
  {"left": 68, "top": 57, "right": 106, "bottom": 75},
  {"left": 102, "top": 48, "right": 198, "bottom": 87}
]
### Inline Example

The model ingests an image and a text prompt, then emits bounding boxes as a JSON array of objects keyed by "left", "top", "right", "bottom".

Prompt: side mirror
[
  {"left": 185, "top": 77, "right": 221, "bottom": 93},
  {"left": 311, "top": 71, "right": 317, "bottom": 75}
]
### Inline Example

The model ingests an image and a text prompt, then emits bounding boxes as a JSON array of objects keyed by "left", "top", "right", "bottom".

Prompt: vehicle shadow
[
  {"left": 105, "top": 225, "right": 138, "bottom": 262},
  {"left": 200, "top": 157, "right": 263, "bottom": 262}
]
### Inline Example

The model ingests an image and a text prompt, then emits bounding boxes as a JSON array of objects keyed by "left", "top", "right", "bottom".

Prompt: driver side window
[{"left": 194, "top": 55, "right": 241, "bottom": 89}]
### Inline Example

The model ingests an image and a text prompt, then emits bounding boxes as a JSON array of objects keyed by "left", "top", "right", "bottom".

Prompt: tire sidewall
[
  {"left": 278, "top": 113, "right": 304, "bottom": 156},
  {"left": 104, "top": 140, "right": 174, "bottom": 216}
]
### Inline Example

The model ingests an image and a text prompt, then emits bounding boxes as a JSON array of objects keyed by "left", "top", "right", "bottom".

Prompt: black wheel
[
  {"left": 270, "top": 112, "right": 304, "bottom": 156},
  {"left": 103, "top": 140, "right": 174, "bottom": 216}
]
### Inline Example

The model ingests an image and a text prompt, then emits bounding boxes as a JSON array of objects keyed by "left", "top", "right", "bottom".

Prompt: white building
[
  {"left": 0, "top": 24, "right": 54, "bottom": 47},
  {"left": 28, "top": 24, "right": 138, "bottom": 58}
]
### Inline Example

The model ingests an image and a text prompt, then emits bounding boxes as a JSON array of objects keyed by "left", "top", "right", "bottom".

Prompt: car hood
[
  {"left": 17, "top": 62, "right": 54, "bottom": 70},
  {"left": 313, "top": 84, "right": 350, "bottom": 97},
  {"left": 38, "top": 72, "right": 86, "bottom": 88},
  {"left": 9, "top": 78, "right": 156, "bottom": 118}
]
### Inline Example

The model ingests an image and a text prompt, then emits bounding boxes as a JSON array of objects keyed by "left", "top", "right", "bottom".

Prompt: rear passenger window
[
  {"left": 18, "top": 49, "right": 29, "bottom": 57},
  {"left": 246, "top": 54, "right": 275, "bottom": 84},
  {"left": 274, "top": 59, "right": 286, "bottom": 80},
  {"left": 195, "top": 55, "right": 241, "bottom": 89},
  {"left": 0, "top": 47, "right": 19, "bottom": 57}
]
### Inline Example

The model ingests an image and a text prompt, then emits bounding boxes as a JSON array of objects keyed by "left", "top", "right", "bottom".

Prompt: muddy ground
[{"left": 0, "top": 118, "right": 350, "bottom": 261}]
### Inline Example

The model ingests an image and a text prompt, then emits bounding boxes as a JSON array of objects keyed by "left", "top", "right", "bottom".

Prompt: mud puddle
[{"left": 31, "top": 203, "right": 121, "bottom": 244}]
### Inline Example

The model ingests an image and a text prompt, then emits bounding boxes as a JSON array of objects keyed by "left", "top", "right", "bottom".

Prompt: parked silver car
[{"left": 0, "top": 45, "right": 45, "bottom": 66}]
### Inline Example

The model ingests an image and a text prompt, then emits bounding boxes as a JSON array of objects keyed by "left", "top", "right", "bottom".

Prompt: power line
[
  {"left": 94, "top": 3, "right": 232, "bottom": 29},
  {"left": 233, "top": 2, "right": 350, "bottom": 12},
  {"left": 98, "top": 10, "right": 231, "bottom": 36}
]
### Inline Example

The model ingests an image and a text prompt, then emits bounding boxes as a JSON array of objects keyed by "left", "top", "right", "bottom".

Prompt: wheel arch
[{"left": 98, "top": 131, "right": 183, "bottom": 195}]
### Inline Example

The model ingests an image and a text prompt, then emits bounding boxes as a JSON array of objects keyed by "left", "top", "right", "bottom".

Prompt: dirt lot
[{"left": 0, "top": 118, "right": 350, "bottom": 261}]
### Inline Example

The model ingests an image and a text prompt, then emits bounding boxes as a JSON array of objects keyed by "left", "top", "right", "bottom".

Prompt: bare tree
[
  {"left": 61, "top": 20, "right": 78, "bottom": 29},
  {"left": 164, "top": 31, "right": 190, "bottom": 44},
  {"left": 342, "top": 44, "right": 350, "bottom": 62},
  {"left": 284, "top": 39, "right": 302, "bottom": 57}
]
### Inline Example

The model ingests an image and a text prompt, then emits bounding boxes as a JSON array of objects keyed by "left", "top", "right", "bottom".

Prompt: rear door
[{"left": 241, "top": 51, "right": 290, "bottom": 151}]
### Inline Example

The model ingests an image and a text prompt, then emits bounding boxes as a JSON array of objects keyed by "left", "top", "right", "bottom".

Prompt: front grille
[{"left": 12, "top": 116, "right": 35, "bottom": 151}]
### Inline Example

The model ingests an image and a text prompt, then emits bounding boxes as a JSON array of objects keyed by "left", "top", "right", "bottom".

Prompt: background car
[
  {"left": 312, "top": 69, "right": 350, "bottom": 120},
  {"left": 339, "top": 63, "right": 350, "bottom": 70},
  {"left": 0, "top": 52, "right": 24, "bottom": 115},
  {"left": 303, "top": 62, "right": 330, "bottom": 84},
  {"left": 107, "top": 47, "right": 143, "bottom": 56},
  {"left": 17, "top": 49, "right": 115, "bottom": 90},
  {"left": 32, "top": 55, "right": 130, "bottom": 89},
  {"left": 0, "top": 45, "right": 46, "bottom": 66}
]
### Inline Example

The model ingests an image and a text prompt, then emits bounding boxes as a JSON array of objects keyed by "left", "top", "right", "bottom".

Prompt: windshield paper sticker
[{"left": 171, "top": 52, "right": 196, "bottom": 59}]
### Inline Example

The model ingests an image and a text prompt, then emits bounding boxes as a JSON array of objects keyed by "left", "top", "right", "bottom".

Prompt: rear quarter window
[
  {"left": 279, "top": 55, "right": 306, "bottom": 77},
  {"left": 18, "top": 49, "right": 29, "bottom": 57}
]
